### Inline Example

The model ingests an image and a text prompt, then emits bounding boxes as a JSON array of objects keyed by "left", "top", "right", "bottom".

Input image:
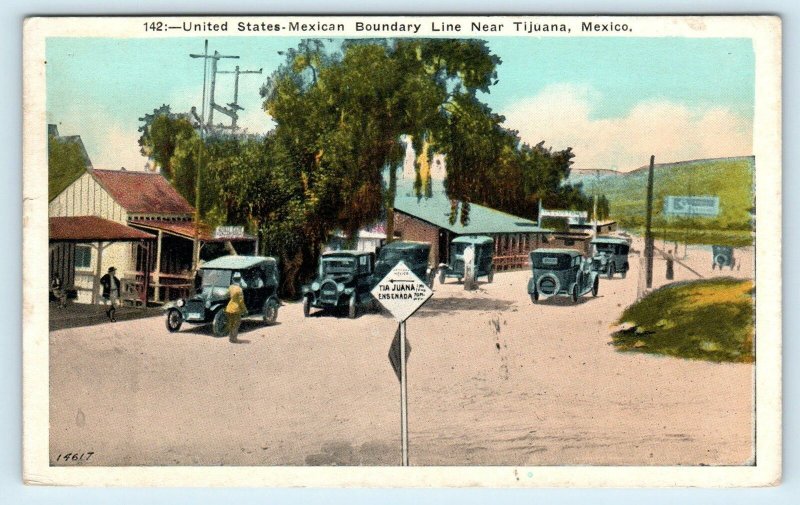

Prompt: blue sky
[{"left": 46, "top": 36, "right": 755, "bottom": 172}]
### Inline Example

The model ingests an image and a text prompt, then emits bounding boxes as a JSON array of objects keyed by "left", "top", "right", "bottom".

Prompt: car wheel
[
  {"left": 607, "top": 263, "right": 615, "bottom": 279},
  {"left": 165, "top": 309, "right": 183, "bottom": 332},
  {"left": 348, "top": 293, "right": 357, "bottom": 319},
  {"left": 571, "top": 284, "right": 579, "bottom": 303},
  {"left": 263, "top": 299, "right": 278, "bottom": 325},
  {"left": 302, "top": 296, "right": 311, "bottom": 318},
  {"left": 712, "top": 262, "right": 716, "bottom": 270},
  {"left": 438, "top": 269, "right": 446, "bottom": 285},
  {"left": 530, "top": 291, "right": 539, "bottom": 303},
  {"left": 488, "top": 268, "right": 494, "bottom": 283},
  {"left": 212, "top": 310, "right": 228, "bottom": 337},
  {"left": 620, "top": 268, "right": 627, "bottom": 279},
  {"left": 592, "top": 276, "right": 599, "bottom": 297}
]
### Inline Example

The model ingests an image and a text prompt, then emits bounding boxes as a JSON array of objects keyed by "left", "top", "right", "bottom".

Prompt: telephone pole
[{"left": 644, "top": 155, "right": 656, "bottom": 289}]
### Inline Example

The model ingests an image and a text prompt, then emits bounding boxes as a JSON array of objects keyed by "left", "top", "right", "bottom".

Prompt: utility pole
[
  {"left": 644, "top": 155, "right": 656, "bottom": 289},
  {"left": 187, "top": 40, "right": 211, "bottom": 271},
  {"left": 217, "top": 65, "right": 263, "bottom": 130}
]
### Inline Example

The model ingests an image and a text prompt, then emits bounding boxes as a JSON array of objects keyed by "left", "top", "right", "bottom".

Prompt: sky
[{"left": 46, "top": 36, "right": 755, "bottom": 172}]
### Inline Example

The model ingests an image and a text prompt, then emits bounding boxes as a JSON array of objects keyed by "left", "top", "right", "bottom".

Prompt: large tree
[{"left": 48, "top": 135, "right": 87, "bottom": 201}]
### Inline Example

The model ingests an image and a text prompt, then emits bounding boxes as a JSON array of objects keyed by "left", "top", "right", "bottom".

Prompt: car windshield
[
  {"left": 321, "top": 257, "right": 356, "bottom": 275},
  {"left": 594, "top": 243, "right": 616, "bottom": 254},
  {"left": 379, "top": 249, "right": 427, "bottom": 264},
  {"left": 200, "top": 269, "right": 232, "bottom": 288},
  {"left": 532, "top": 254, "right": 571, "bottom": 270}
]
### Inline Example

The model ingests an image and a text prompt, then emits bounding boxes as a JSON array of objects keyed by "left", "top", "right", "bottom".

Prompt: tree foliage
[{"left": 48, "top": 135, "right": 87, "bottom": 201}]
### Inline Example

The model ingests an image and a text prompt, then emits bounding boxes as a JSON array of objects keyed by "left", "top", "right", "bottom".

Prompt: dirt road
[{"left": 50, "top": 245, "right": 754, "bottom": 466}]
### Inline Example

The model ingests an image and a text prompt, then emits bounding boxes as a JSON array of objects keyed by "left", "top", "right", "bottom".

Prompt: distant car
[
  {"left": 302, "top": 250, "right": 375, "bottom": 319},
  {"left": 527, "top": 248, "right": 599, "bottom": 303},
  {"left": 371, "top": 241, "right": 434, "bottom": 288},
  {"left": 165, "top": 256, "right": 280, "bottom": 337},
  {"left": 438, "top": 235, "right": 495, "bottom": 287},
  {"left": 711, "top": 245, "right": 737, "bottom": 270},
  {"left": 590, "top": 236, "right": 631, "bottom": 279}
]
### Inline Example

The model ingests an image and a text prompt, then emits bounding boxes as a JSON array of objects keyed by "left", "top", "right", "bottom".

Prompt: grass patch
[{"left": 613, "top": 278, "right": 754, "bottom": 363}]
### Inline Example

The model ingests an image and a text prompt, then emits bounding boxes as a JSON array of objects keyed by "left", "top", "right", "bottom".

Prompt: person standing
[
  {"left": 50, "top": 273, "right": 67, "bottom": 308},
  {"left": 100, "top": 266, "right": 121, "bottom": 322},
  {"left": 665, "top": 249, "right": 675, "bottom": 281},
  {"left": 225, "top": 272, "right": 247, "bottom": 343}
]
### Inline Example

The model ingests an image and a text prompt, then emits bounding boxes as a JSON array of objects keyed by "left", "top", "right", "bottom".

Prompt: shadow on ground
[
  {"left": 416, "top": 297, "right": 515, "bottom": 316},
  {"left": 305, "top": 440, "right": 398, "bottom": 466}
]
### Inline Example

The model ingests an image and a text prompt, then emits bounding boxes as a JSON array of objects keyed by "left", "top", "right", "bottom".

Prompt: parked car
[
  {"left": 165, "top": 256, "right": 280, "bottom": 337},
  {"left": 711, "top": 245, "right": 737, "bottom": 270},
  {"left": 371, "top": 241, "right": 434, "bottom": 288},
  {"left": 590, "top": 236, "right": 631, "bottom": 279},
  {"left": 438, "top": 235, "right": 495, "bottom": 287},
  {"left": 302, "top": 250, "right": 375, "bottom": 319},
  {"left": 527, "top": 248, "right": 599, "bottom": 303}
]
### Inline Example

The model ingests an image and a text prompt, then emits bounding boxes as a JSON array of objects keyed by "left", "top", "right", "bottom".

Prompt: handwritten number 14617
[{"left": 55, "top": 452, "right": 94, "bottom": 463}]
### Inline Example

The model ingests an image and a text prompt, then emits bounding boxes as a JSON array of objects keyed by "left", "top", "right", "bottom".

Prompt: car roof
[
  {"left": 531, "top": 248, "right": 583, "bottom": 257},
  {"left": 382, "top": 240, "right": 431, "bottom": 250},
  {"left": 201, "top": 255, "right": 277, "bottom": 270},
  {"left": 452, "top": 235, "right": 494, "bottom": 245},
  {"left": 322, "top": 250, "right": 372, "bottom": 257},
  {"left": 591, "top": 236, "right": 629, "bottom": 245}
]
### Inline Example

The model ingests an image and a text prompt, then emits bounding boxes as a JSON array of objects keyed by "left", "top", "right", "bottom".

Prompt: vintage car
[
  {"left": 165, "top": 255, "right": 280, "bottom": 337},
  {"left": 371, "top": 241, "right": 434, "bottom": 288},
  {"left": 590, "top": 236, "right": 631, "bottom": 279},
  {"left": 711, "top": 245, "right": 737, "bottom": 270},
  {"left": 438, "top": 235, "right": 495, "bottom": 287},
  {"left": 302, "top": 250, "right": 375, "bottom": 319},
  {"left": 527, "top": 248, "right": 599, "bottom": 303}
]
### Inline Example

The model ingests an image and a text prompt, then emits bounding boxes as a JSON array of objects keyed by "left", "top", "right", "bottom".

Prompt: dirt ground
[{"left": 49, "top": 242, "right": 755, "bottom": 466}]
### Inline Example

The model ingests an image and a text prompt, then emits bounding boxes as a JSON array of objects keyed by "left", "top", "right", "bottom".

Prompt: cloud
[{"left": 502, "top": 84, "right": 753, "bottom": 171}]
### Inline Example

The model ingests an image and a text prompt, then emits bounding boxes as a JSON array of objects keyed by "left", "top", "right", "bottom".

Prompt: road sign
[
  {"left": 663, "top": 196, "right": 720, "bottom": 217},
  {"left": 370, "top": 261, "right": 433, "bottom": 322},
  {"left": 388, "top": 327, "right": 412, "bottom": 382}
]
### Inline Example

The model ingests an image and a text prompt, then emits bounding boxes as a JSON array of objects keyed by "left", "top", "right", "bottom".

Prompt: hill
[{"left": 569, "top": 156, "right": 755, "bottom": 246}]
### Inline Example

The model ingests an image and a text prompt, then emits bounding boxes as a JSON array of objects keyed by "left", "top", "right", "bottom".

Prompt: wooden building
[{"left": 393, "top": 192, "right": 550, "bottom": 271}]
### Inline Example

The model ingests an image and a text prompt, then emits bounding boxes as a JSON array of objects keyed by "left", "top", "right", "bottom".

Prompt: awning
[
  {"left": 49, "top": 216, "right": 155, "bottom": 242},
  {"left": 129, "top": 220, "right": 256, "bottom": 242}
]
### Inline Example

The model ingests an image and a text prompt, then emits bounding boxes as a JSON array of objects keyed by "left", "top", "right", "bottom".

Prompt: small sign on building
[{"left": 214, "top": 226, "right": 246, "bottom": 239}]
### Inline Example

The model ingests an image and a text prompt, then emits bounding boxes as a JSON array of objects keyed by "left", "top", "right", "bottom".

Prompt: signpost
[
  {"left": 371, "top": 260, "right": 433, "bottom": 466},
  {"left": 663, "top": 196, "right": 720, "bottom": 218}
]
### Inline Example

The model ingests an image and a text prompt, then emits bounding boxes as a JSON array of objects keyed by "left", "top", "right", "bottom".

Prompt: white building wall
[{"left": 50, "top": 173, "right": 135, "bottom": 303}]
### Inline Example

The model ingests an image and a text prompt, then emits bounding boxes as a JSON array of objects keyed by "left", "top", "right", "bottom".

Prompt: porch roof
[
  {"left": 129, "top": 220, "right": 256, "bottom": 242},
  {"left": 49, "top": 216, "right": 155, "bottom": 242}
]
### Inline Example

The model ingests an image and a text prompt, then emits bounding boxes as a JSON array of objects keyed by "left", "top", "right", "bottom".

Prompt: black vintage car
[
  {"left": 590, "top": 236, "right": 631, "bottom": 279},
  {"left": 302, "top": 250, "right": 375, "bottom": 319},
  {"left": 371, "top": 241, "right": 434, "bottom": 288},
  {"left": 527, "top": 248, "right": 599, "bottom": 303},
  {"left": 165, "top": 256, "right": 280, "bottom": 337},
  {"left": 711, "top": 245, "right": 737, "bottom": 270},
  {"left": 438, "top": 235, "right": 495, "bottom": 287}
]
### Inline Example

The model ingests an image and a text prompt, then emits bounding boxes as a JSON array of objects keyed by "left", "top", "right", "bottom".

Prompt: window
[{"left": 75, "top": 245, "right": 91, "bottom": 269}]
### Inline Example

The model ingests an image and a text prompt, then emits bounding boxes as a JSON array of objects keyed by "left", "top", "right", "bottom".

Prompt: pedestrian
[
  {"left": 50, "top": 273, "right": 67, "bottom": 308},
  {"left": 100, "top": 266, "right": 121, "bottom": 322},
  {"left": 665, "top": 249, "right": 675, "bottom": 281},
  {"left": 225, "top": 272, "right": 247, "bottom": 343}
]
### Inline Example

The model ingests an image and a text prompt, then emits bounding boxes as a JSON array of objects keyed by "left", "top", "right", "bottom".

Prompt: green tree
[
  {"left": 48, "top": 135, "right": 87, "bottom": 201},
  {"left": 138, "top": 105, "right": 197, "bottom": 180}
]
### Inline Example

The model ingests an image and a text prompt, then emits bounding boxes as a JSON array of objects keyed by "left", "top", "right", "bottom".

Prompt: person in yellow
[{"left": 225, "top": 272, "right": 247, "bottom": 343}]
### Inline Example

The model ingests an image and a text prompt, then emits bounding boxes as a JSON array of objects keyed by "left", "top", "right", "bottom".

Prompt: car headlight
[
  {"left": 337, "top": 283, "right": 344, "bottom": 292},
  {"left": 205, "top": 301, "right": 211, "bottom": 309},
  {"left": 176, "top": 299, "right": 185, "bottom": 307},
  {"left": 600, "top": 257, "right": 608, "bottom": 264},
  {"left": 311, "top": 281, "right": 320, "bottom": 291}
]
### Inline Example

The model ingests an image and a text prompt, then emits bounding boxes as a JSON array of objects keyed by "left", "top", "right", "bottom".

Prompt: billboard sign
[{"left": 663, "top": 196, "right": 720, "bottom": 218}]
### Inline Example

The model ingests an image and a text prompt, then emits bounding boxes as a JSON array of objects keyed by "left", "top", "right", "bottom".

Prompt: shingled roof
[
  {"left": 50, "top": 216, "right": 155, "bottom": 242},
  {"left": 90, "top": 169, "right": 195, "bottom": 216}
]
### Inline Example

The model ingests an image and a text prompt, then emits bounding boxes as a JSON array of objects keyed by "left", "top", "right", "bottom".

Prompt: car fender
[{"left": 266, "top": 295, "right": 281, "bottom": 307}]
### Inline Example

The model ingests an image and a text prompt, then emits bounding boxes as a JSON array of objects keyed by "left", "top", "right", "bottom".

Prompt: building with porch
[{"left": 49, "top": 168, "right": 255, "bottom": 303}]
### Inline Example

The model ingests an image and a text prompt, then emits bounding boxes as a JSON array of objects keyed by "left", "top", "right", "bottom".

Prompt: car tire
[
  {"left": 571, "top": 284, "right": 579, "bottom": 303},
  {"left": 530, "top": 291, "right": 539, "bottom": 303},
  {"left": 620, "top": 267, "right": 627, "bottom": 279},
  {"left": 166, "top": 309, "right": 183, "bottom": 332},
  {"left": 302, "top": 296, "right": 311, "bottom": 318},
  {"left": 607, "top": 263, "right": 615, "bottom": 279},
  {"left": 263, "top": 299, "right": 278, "bottom": 325},
  {"left": 592, "top": 276, "right": 599, "bottom": 297},
  {"left": 438, "top": 270, "right": 446, "bottom": 285},
  {"left": 212, "top": 310, "right": 228, "bottom": 337},
  {"left": 488, "top": 268, "right": 494, "bottom": 283},
  {"left": 348, "top": 293, "right": 357, "bottom": 319}
]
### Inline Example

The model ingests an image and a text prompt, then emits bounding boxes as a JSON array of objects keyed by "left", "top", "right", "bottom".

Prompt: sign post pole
[{"left": 399, "top": 320, "right": 409, "bottom": 466}]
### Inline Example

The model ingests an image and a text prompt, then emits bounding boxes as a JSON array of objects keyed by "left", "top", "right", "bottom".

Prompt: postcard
[{"left": 22, "top": 15, "right": 781, "bottom": 487}]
